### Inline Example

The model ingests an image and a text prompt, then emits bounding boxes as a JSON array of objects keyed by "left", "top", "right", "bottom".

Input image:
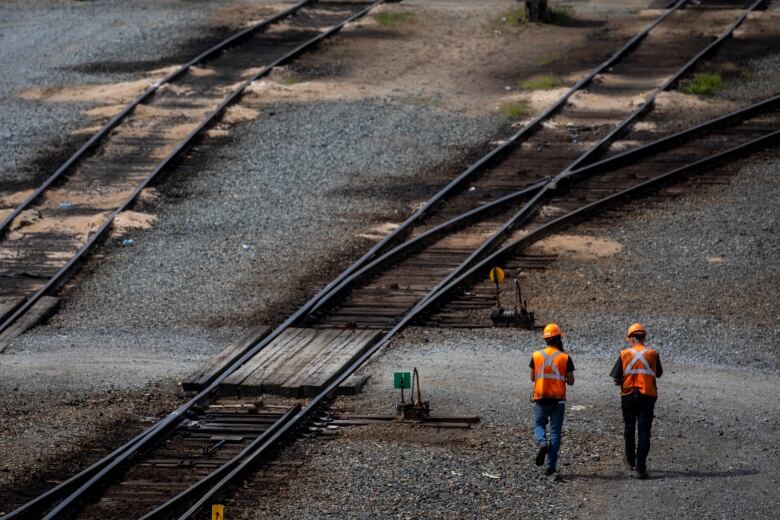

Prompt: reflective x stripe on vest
[
  {"left": 624, "top": 347, "right": 656, "bottom": 376},
  {"left": 536, "top": 350, "right": 566, "bottom": 381}
]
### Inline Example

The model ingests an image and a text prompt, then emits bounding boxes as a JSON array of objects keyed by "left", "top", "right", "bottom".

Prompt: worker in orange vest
[
  {"left": 610, "top": 323, "right": 663, "bottom": 479},
  {"left": 530, "top": 323, "right": 575, "bottom": 480}
]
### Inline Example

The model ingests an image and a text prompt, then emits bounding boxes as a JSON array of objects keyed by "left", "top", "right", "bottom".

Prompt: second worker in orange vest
[
  {"left": 530, "top": 323, "right": 575, "bottom": 480},
  {"left": 610, "top": 322, "right": 663, "bottom": 479}
]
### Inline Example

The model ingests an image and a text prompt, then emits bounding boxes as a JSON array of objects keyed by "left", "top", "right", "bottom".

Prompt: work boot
[
  {"left": 535, "top": 442, "right": 548, "bottom": 466},
  {"left": 630, "top": 468, "right": 648, "bottom": 479},
  {"left": 545, "top": 469, "right": 561, "bottom": 482},
  {"left": 624, "top": 455, "right": 635, "bottom": 471}
]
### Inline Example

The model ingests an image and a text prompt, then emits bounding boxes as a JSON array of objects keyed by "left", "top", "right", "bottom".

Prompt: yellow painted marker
[
  {"left": 489, "top": 267, "right": 505, "bottom": 284},
  {"left": 212, "top": 504, "right": 225, "bottom": 520}
]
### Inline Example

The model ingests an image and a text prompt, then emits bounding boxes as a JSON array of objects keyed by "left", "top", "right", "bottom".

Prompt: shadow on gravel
[{"left": 568, "top": 468, "right": 758, "bottom": 481}]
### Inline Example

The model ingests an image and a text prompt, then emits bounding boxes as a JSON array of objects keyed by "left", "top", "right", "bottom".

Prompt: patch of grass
[
  {"left": 681, "top": 73, "right": 724, "bottom": 95},
  {"left": 537, "top": 52, "right": 563, "bottom": 66},
  {"left": 518, "top": 74, "right": 560, "bottom": 91},
  {"left": 497, "top": 98, "right": 532, "bottom": 119},
  {"left": 497, "top": 7, "right": 528, "bottom": 27},
  {"left": 398, "top": 95, "right": 445, "bottom": 109},
  {"left": 278, "top": 76, "right": 302, "bottom": 86},
  {"left": 374, "top": 11, "right": 415, "bottom": 27}
]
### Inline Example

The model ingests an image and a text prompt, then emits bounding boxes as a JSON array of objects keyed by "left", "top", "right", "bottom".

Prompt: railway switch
[
  {"left": 396, "top": 368, "right": 431, "bottom": 421},
  {"left": 489, "top": 269, "right": 535, "bottom": 329}
]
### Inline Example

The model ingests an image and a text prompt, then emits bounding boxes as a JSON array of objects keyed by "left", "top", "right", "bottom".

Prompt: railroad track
[
  {"left": 0, "top": 0, "right": 386, "bottom": 345},
  {"left": 4, "top": 0, "right": 778, "bottom": 518}
]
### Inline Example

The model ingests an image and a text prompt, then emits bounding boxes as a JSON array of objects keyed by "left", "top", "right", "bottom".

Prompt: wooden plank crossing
[
  {"left": 181, "top": 325, "right": 271, "bottom": 391},
  {"left": 221, "top": 328, "right": 380, "bottom": 398}
]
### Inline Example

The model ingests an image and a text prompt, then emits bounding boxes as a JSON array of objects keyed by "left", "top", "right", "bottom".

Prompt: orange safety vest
[
  {"left": 532, "top": 346, "right": 570, "bottom": 401},
  {"left": 620, "top": 345, "right": 658, "bottom": 397}
]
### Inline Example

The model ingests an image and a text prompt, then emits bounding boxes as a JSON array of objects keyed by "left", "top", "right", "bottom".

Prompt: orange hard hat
[
  {"left": 626, "top": 322, "right": 646, "bottom": 339},
  {"left": 543, "top": 323, "right": 564, "bottom": 339}
]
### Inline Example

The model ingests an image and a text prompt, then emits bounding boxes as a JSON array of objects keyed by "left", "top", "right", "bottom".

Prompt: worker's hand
[{"left": 612, "top": 378, "right": 622, "bottom": 386}]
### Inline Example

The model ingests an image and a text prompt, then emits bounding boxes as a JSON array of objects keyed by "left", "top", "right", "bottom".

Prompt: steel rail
[
  {"left": 0, "top": 0, "right": 386, "bottom": 342},
  {"left": 32, "top": 4, "right": 389, "bottom": 517},
  {"left": 306, "top": 178, "right": 551, "bottom": 316},
  {"left": 142, "top": 76, "right": 780, "bottom": 520},
  {"left": 164, "top": 6, "right": 780, "bottom": 513},
  {"left": 0, "top": 0, "right": 684, "bottom": 342},
  {"left": 545, "top": 0, "right": 768, "bottom": 184},
  {"left": 0, "top": 0, "right": 316, "bottom": 238},
  {"left": 179, "top": 126, "right": 780, "bottom": 519},
  {"left": 195, "top": 0, "right": 689, "bottom": 381},
  {"left": 138, "top": 405, "right": 301, "bottom": 520},
  {"left": 307, "top": 93, "right": 780, "bottom": 317},
  {"left": 408, "top": 0, "right": 765, "bottom": 314},
  {"left": 0, "top": 3, "right": 387, "bottom": 519},
  {"left": 297, "top": 0, "right": 687, "bottom": 311},
  {"left": 0, "top": 1, "right": 694, "bottom": 516},
  {"left": 414, "top": 128, "right": 780, "bottom": 318}
]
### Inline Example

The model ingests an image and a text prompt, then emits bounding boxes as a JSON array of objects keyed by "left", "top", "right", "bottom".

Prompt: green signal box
[{"left": 394, "top": 372, "right": 411, "bottom": 390}]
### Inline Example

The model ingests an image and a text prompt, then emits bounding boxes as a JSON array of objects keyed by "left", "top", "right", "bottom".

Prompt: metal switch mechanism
[
  {"left": 489, "top": 268, "right": 535, "bottom": 328},
  {"left": 396, "top": 367, "right": 430, "bottom": 421}
]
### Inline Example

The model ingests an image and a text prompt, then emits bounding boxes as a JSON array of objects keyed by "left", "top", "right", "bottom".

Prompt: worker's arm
[
  {"left": 529, "top": 367, "right": 536, "bottom": 382},
  {"left": 566, "top": 371, "right": 575, "bottom": 385},
  {"left": 609, "top": 356, "right": 623, "bottom": 385}
]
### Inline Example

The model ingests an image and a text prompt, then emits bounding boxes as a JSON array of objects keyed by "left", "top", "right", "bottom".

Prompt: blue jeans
[{"left": 534, "top": 402, "right": 565, "bottom": 471}]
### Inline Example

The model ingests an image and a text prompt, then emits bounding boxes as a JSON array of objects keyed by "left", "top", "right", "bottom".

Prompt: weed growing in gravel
[
  {"left": 681, "top": 73, "right": 724, "bottom": 95},
  {"left": 278, "top": 76, "right": 302, "bottom": 86},
  {"left": 518, "top": 74, "right": 560, "bottom": 91},
  {"left": 374, "top": 11, "right": 415, "bottom": 27},
  {"left": 498, "top": 99, "right": 532, "bottom": 119},
  {"left": 494, "top": 8, "right": 527, "bottom": 28}
]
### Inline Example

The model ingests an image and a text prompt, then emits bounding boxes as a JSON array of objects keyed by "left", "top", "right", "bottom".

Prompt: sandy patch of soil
[
  {"left": 0, "top": 189, "right": 35, "bottom": 208},
  {"left": 110, "top": 210, "right": 156, "bottom": 238},
  {"left": 207, "top": 2, "right": 285, "bottom": 30},
  {"left": 19, "top": 78, "right": 155, "bottom": 105},
  {"left": 221, "top": 105, "right": 261, "bottom": 124},
  {"left": 654, "top": 91, "right": 738, "bottom": 112},
  {"left": 83, "top": 104, "right": 126, "bottom": 119},
  {"left": 528, "top": 233, "right": 623, "bottom": 260},
  {"left": 189, "top": 65, "right": 217, "bottom": 77},
  {"left": 37, "top": 188, "right": 131, "bottom": 211},
  {"left": 9, "top": 212, "right": 107, "bottom": 242},
  {"left": 357, "top": 222, "right": 399, "bottom": 240}
]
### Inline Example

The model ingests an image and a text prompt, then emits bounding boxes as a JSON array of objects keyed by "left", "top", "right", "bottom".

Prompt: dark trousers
[{"left": 621, "top": 394, "right": 656, "bottom": 471}]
